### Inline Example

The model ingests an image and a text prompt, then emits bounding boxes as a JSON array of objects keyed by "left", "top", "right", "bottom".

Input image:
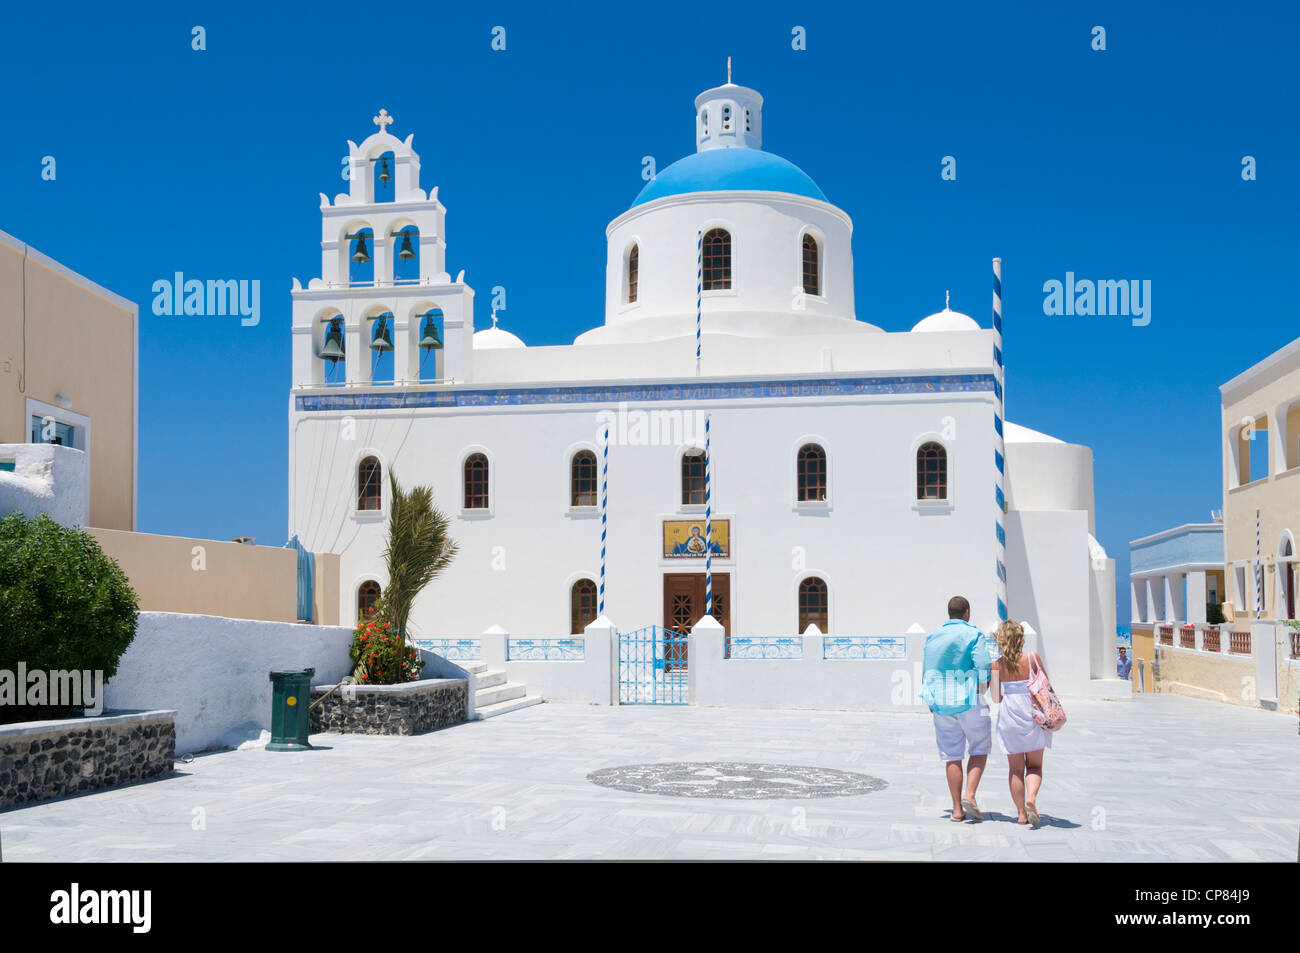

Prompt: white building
[{"left": 288, "top": 81, "right": 1117, "bottom": 699}]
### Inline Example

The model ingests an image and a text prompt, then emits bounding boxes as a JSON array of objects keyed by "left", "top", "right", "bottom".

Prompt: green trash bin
[{"left": 267, "top": 668, "right": 316, "bottom": 751}]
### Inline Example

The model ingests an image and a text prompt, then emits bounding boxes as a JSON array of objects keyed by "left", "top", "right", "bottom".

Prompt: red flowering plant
[{"left": 349, "top": 604, "right": 424, "bottom": 685}]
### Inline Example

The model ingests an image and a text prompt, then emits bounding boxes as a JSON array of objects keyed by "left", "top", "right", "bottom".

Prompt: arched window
[
  {"left": 721, "top": 104, "right": 732, "bottom": 131},
  {"left": 571, "top": 579, "right": 598, "bottom": 634},
  {"left": 798, "top": 577, "right": 828, "bottom": 633},
  {"left": 681, "top": 449, "right": 707, "bottom": 505},
  {"left": 744, "top": 108, "right": 752, "bottom": 132},
  {"left": 571, "top": 450, "right": 598, "bottom": 507},
  {"left": 797, "top": 443, "right": 827, "bottom": 502},
  {"left": 802, "top": 234, "right": 820, "bottom": 296},
  {"left": 464, "top": 453, "right": 490, "bottom": 509},
  {"left": 347, "top": 227, "right": 375, "bottom": 285},
  {"left": 917, "top": 442, "right": 948, "bottom": 500},
  {"left": 625, "top": 244, "right": 639, "bottom": 304},
  {"left": 358, "top": 456, "right": 382, "bottom": 510},
  {"left": 700, "top": 108, "right": 709, "bottom": 136},
  {"left": 358, "top": 580, "right": 382, "bottom": 620},
  {"left": 702, "top": 228, "right": 731, "bottom": 291}
]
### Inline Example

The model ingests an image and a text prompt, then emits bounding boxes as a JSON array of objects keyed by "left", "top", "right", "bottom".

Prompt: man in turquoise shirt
[{"left": 920, "top": 596, "right": 992, "bottom": 821}]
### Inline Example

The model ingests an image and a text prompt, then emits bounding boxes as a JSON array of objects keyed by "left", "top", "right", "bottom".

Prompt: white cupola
[{"left": 695, "top": 59, "right": 762, "bottom": 152}]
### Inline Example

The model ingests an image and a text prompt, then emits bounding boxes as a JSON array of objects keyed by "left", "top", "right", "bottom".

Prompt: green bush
[
  {"left": 0, "top": 512, "right": 139, "bottom": 723},
  {"left": 1206, "top": 602, "right": 1227, "bottom": 625}
]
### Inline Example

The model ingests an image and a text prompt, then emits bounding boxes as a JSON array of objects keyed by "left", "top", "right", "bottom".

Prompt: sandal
[
  {"left": 1025, "top": 804, "right": 1040, "bottom": 827},
  {"left": 960, "top": 798, "right": 982, "bottom": 822}
]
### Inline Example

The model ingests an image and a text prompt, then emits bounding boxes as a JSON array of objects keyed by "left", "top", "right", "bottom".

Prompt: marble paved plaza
[{"left": 2, "top": 694, "right": 1297, "bottom": 861}]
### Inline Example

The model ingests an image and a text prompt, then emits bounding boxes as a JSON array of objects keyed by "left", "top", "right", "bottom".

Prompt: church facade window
[
  {"left": 464, "top": 453, "right": 490, "bottom": 509},
  {"left": 625, "top": 244, "right": 639, "bottom": 304},
  {"left": 916, "top": 442, "right": 948, "bottom": 500},
  {"left": 802, "top": 234, "right": 820, "bottom": 296},
  {"left": 798, "top": 577, "right": 829, "bottom": 633},
  {"left": 700, "top": 108, "right": 709, "bottom": 137},
  {"left": 571, "top": 450, "right": 598, "bottom": 507},
  {"left": 571, "top": 578, "right": 598, "bottom": 634},
  {"left": 358, "top": 455, "right": 382, "bottom": 510},
  {"left": 681, "top": 449, "right": 707, "bottom": 505},
  {"left": 797, "top": 443, "right": 827, "bottom": 502},
  {"left": 357, "top": 580, "right": 382, "bottom": 620},
  {"left": 702, "top": 228, "right": 731, "bottom": 291}
]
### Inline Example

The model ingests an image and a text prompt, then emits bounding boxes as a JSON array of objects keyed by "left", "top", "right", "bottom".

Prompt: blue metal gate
[{"left": 618, "top": 625, "right": 688, "bottom": 704}]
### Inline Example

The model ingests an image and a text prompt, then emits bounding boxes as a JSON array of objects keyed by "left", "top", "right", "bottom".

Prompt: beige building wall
[
  {"left": 1221, "top": 337, "right": 1300, "bottom": 626},
  {"left": 90, "top": 528, "right": 339, "bottom": 626},
  {"left": 1154, "top": 645, "right": 1256, "bottom": 706},
  {"left": 0, "top": 231, "right": 136, "bottom": 531}
]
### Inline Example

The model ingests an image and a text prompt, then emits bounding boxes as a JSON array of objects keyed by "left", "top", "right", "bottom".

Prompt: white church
[{"left": 288, "top": 78, "right": 1118, "bottom": 699}]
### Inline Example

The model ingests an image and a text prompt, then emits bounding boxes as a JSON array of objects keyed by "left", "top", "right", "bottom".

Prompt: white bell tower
[
  {"left": 290, "top": 108, "right": 475, "bottom": 388},
  {"left": 694, "top": 59, "right": 763, "bottom": 152}
]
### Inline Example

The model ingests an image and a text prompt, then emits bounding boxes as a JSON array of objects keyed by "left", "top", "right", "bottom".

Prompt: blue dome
[{"left": 632, "top": 149, "right": 827, "bottom": 208}]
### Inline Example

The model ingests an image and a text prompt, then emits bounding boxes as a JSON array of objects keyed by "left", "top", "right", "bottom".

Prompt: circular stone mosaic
[{"left": 586, "top": 762, "right": 888, "bottom": 800}]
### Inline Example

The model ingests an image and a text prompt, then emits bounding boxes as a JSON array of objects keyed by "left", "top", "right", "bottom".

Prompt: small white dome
[
  {"left": 911, "top": 307, "right": 981, "bottom": 333},
  {"left": 473, "top": 320, "right": 525, "bottom": 350}
]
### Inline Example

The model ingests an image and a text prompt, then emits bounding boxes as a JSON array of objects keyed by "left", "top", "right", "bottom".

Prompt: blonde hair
[{"left": 996, "top": 620, "right": 1025, "bottom": 671}]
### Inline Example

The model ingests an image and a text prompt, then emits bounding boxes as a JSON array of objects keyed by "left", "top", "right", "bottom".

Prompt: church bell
[
  {"left": 378, "top": 157, "right": 392, "bottom": 184},
  {"left": 396, "top": 231, "right": 416, "bottom": 260},
  {"left": 370, "top": 315, "right": 395, "bottom": 352},
  {"left": 418, "top": 313, "right": 443, "bottom": 351},
  {"left": 351, "top": 235, "right": 371, "bottom": 264},
  {"left": 320, "top": 321, "right": 346, "bottom": 364}
]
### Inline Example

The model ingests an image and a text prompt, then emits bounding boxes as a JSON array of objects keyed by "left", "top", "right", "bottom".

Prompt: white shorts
[{"left": 932, "top": 705, "right": 992, "bottom": 762}]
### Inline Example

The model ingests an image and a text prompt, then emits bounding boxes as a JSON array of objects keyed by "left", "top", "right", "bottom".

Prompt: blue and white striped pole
[
  {"left": 1256, "top": 507, "right": 1262, "bottom": 617},
  {"left": 705, "top": 414, "right": 713, "bottom": 617},
  {"left": 993, "top": 257, "right": 1008, "bottom": 623},
  {"left": 696, "top": 229, "right": 703, "bottom": 376},
  {"left": 599, "top": 425, "right": 609, "bottom": 615}
]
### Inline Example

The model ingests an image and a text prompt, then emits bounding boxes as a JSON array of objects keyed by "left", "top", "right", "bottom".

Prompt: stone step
[
  {"left": 461, "top": 662, "right": 489, "bottom": 675},
  {"left": 473, "top": 669, "right": 507, "bottom": 690},
  {"left": 475, "top": 681, "right": 526, "bottom": 707},
  {"left": 473, "top": 694, "right": 544, "bottom": 720}
]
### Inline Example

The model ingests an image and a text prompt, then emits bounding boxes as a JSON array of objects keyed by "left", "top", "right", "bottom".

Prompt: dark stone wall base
[
  {"left": 0, "top": 711, "right": 177, "bottom": 811},
  {"left": 310, "top": 679, "right": 467, "bottom": 735}
]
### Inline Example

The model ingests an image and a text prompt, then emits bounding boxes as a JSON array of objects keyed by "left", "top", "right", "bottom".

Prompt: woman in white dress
[{"left": 991, "top": 621, "right": 1050, "bottom": 827}]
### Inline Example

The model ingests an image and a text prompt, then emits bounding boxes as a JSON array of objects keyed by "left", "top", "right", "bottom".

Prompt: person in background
[
  {"left": 919, "top": 596, "right": 992, "bottom": 823},
  {"left": 1116, "top": 646, "right": 1132, "bottom": 680}
]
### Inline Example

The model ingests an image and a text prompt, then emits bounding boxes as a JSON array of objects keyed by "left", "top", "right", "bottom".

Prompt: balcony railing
[
  {"left": 1229, "top": 630, "right": 1251, "bottom": 655},
  {"left": 1158, "top": 624, "right": 1174, "bottom": 646},
  {"left": 1202, "top": 626, "right": 1221, "bottom": 653},
  {"left": 1179, "top": 624, "right": 1195, "bottom": 649}
]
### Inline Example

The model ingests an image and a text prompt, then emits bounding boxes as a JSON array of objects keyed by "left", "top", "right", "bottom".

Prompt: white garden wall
[{"left": 105, "top": 611, "right": 353, "bottom": 754}]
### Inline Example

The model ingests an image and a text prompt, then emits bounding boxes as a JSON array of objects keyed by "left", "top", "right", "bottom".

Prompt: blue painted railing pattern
[
  {"left": 619, "top": 625, "right": 688, "bottom": 704},
  {"left": 823, "top": 637, "right": 907, "bottom": 660},
  {"left": 728, "top": 637, "right": 804, "bottom": 660},
  {"left": 413, "top": 638, "right": 482, "bottom": 662},
  {"left": 297, "top": 373, "right": 997, "bottom": 412},
  {"left": 507, "top": 638, "right": 585, "bottom": 661}
]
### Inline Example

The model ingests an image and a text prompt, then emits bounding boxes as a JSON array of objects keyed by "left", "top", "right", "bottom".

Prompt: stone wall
[
  {"left": 310, "top": 679, "right": 467, "bottom": 735},
  {"left": 0, "top": 710, "right": 176, "bottom": 810}
]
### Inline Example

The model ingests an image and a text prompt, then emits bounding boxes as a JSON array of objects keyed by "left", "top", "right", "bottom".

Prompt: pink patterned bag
[{"left": 1027, "top": 653, "right": 1066, "bottom": 731}]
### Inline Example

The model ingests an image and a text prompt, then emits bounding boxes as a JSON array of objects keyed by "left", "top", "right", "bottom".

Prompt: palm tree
[{"left": 378, "top": 471, "right": 458, "bottom": 682}]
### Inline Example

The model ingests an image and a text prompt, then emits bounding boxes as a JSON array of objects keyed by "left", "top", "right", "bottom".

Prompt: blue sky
[{"left": 2, "top": 1, "right": 1297, "bottom": 625}]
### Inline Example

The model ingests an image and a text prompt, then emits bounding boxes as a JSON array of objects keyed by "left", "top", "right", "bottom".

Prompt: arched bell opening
[
  {"left": 345, "top": 226, "right": 375, "bottom": 285},
  {"left": 413, "top": 306, "right": 444, "bottom": 382},
  {"left": 392, "top": 225, "right": 420, "bottom": 284},
  {"left": 317, "top": 312, "right": 347, "bottom": 384},
  {"left": 367, "top": 309, "right": 395, "bottom": 383},
  {"left": 371, "top": 150, "right": 396, "bottom": 203}
]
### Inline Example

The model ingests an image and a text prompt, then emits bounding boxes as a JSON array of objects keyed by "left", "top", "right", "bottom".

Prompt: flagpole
[
  {"left": 695, "top": 229, "right": 703, "bottom": 376},
  {"left": 993, "top": 257, "right": 1008, "bottom": 623},
  {"left": 600, "top": 425, "right": 609, "bottom": 615},
  {"left": 705, "top": 414, "right": 712, "bottom": 617}
]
